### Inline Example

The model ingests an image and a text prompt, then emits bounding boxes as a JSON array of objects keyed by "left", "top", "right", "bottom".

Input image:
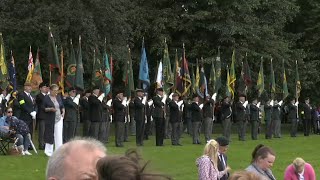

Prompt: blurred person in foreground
[
  {"left": 96, "top": 149, "right": 172, "bottom": 180},
  {"left": 46, "top": 137, "right": 106, "bottom": 180},
  {"left": 245, "top": 144, "right": 276, "bottom": 180},
  {"left": 229, "top": 171, "right": 260, "bottom": 180},
  {"left": 284, "top": 157, "right": 315, "bottom": 180},
  {"left": 196, "top": 139, "right": 230, "bottom": 180},
  {"left": 216, "top": 136, "right": 230, "bottom": 180}
]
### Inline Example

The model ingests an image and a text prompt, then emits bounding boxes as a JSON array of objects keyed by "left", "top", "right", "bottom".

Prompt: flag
[
  {"left": 209, "top": 59, "right": 216, "bottom": 93},
  {"left": 295, "top": 60, "right": 301, "bottom": 99},
  {"left": 195, "top": 61, "right": 200, "bottom": 92},
  {"left": 8, "top": 51, "right": 16, "bottom": 92},
  {"left": 174, "top": 50, "right": 183, "bottom": 95},
  {"left": 103, "top": 51, "right": 112, "bottom": 96},
  {"left": 26, "top": 46, "right": 34, "bottom": 83},
  {"left": 229, "top": 49, "right": 236, "bottom": 98},
  {"left": 243, "top": 53, "right": 252, "bottom": 88},
  {"left": 48, "top": 27, "right": 60, "bottom": 86},
  {"left": 138, "top": 40, "right": 150, "bottom": 90},
  {"left": 215, "top": 48, "right": 222, "bottom": 92},
  {"left": 197, "top": 65, "right": 209, "bottom": 98},
  {"left": 75, "top": 36, "right": 84, "bottom": 90},
  {"left": 181, "top": 45, "right": 191, "bottom": 96},
  {"left": 156, "top": 61, "right": 163, "bottom": 88},
  {"left": 91, "top": 49, "right": 103, "bottom": 89},
  {"left": 31, "top": 48, "right": 43, "bottom": 92},
  {"left": 270, "top": 58, "right": 276, "bottom": 99},
  {"left": 0, "top": 33, "right": 9, "bottom": 90},
  {"left": 65, "top": 39, "right": 76, "bottom": 88},
  {"left": 191, "top": 65, "right": 196, "bottom": 94},
  {"left": 225, "top": 66, "right": 231, "bottom": 97},
  {"left": 257, "top": 57, "right": 265, "bottom": 97},
  {"left": 162, "top": 40, "right": 173, "bottom": 94},
  {"left": 282, "top": 59, "right": 289, "bottom": 99},
  {"left": 59, "top": 47, "right": 65, "bottom": 95},
  {"left": 122, "top": 48, "right": 134, "bottom": 97}
]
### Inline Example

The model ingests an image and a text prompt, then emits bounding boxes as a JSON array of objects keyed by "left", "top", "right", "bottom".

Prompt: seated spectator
[
  {"left": 46, "top": 137, "right": 106, "bottom": 180},
  {"left": 96, "top": 149, "right": 172, "bottom": 180},
  {"left": 284, "top": 157, "right": 316, "bottom": 180},
  {"left": 0, "top": 107, "right": 32, "bottom": 155},
  {"left": 229, "top": 171, "right": 260, "bottom": 180},
  {"left": 245, "top": 144, "right": 276, "bottom": 180}
]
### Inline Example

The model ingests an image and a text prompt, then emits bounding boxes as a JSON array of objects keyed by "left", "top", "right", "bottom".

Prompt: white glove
[
  {"left": 0, "top": 94, "right": 3, "bottom": 100},
  {"left": 30, "top": 111, "right": 37, "bottom": 119},
  {"left": 110, "top": 115, "right": 113, "bottom": 123},
  {"left": 180, "top": 104, "right": 184, "bottom": 111},
  {"left": 211, "top": 93, "right": 217, "bottom": 101},
  {"left": 5, "top": 94, "right": 11, "bottom": 102},
  {"left": 199, "top": 104, "right": 204, "bottom": 109},
  {"left": 127, "top": 116, "right": 130, "bottom": 123},
  {"left": 177, "top": 100, "right": 184, "bottom": 107},
  {"left": 295, "top": 101, "right": 299, "bottom": 106},
  {"left": 75, "top": 94, "right": 80, "bottom": 99},
  {"left": 243, "top": 101, "right": 248, "bottom": 108},
  {"left": 150, "top": 116, "right": 153, "bottom": 122},
  {"left": 257, "top": 102, "right": 261, "bottom": 108},
  {"left": 270, "top": 100, "right": 274, "bottom": 106},
  {"left": 125, "top": 116, "right": 127, "bottom": 123},
  {"left": 148, "top": 100, "right": 153, "bottom": 106},
  {"left": 279, "top": 100, "right": 283, "bottom": 106},
  {"left": 122, "top": 100, "right": 127, "bottom": 107},
  {"left": 142, "top": 96, "right": 147, "bottom": 105},
  {"left": 145, "top": 118, "right": 147, "bottom": 124},
  {"left": 126, "top": 98, "right": 131, "bottom": 106},
  {"left": 213, "top": 116, "right": 216, "bottom": 121},
  {"left": 161, "top": 95, "right": 167, "bottom": 104},
  {"left": 73, "top": 96, "right": 80, "bottom": 105},
  {"left": 106, "top": 99, "right": 112, "bottom": 107},
  {"left": 98, "top": 93, "right": 105, "bottom": 102},
  {"left": 169, "top": 93, "right": 174, "bottom": 100}
]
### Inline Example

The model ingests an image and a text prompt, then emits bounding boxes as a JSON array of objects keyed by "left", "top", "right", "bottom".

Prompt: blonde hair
[
  {"left": 229, "top": 171, "right": 260, "bottom": 180},
  {"left": 203, "top": 139, "right": 219, "bottom": 169},
  {"left": 293, "top": 157, "right": 305, "bottom": 173}
]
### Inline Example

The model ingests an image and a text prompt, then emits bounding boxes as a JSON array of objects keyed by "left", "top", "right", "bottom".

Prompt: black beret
[
  {"left": 39, "top": 82, "right": 48, "bottom": 88},
  {"left": 216, "top": 136, "right": 229, "bottom": 146}
]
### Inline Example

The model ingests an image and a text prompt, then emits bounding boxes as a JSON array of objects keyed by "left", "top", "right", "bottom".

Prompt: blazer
[
  {"left": 264, "top": 104, "right": 272, "bottom": 121},
  {"left": 88, "top": 95, "right": 103, "bottom": 122},
  {"left": 18, "top": 91, "right": 35, "bottom": 122},
  {"left": 220, "top": 101, "right": 232, "bottom": 120},
  {"left": 152, "top": 95, "right": 165, "bottom": 118},
  {"left": 134, "top": 97, "right": 145, "bottom": 122},
  {"left": 271, "top": 105, "right": 281, "bottom": 121},
  {"left": 63, "top": 96, "right": 78, "bottom": 122},
  {"left": 288, "top": 103, "right": 297, "bottom": 120},
  {"left": 234, "top": 101, "right": 246, "bottom": 122},
  {"left": 169, "top": 100, "right": 181, "bottom": 123},
  {"left": 80, "top": 97, "right": 90, "bottom": 122},
  {"left": 35, "top": 93, "right": 47, "bottom": 120},
  {"left": 217, "top": 153, "right": 229, "bottom": 180},
  {"left": 300, "top": 103, "right": 312, "bottom": 120},
  {"left": 250, "top": 104, "right": 259, "bottom": 122},
  {"left": 113, "top": 98, "right": 126, "bottom": 122},
  {"left": 203, "top": 99, "right": 214, "bottom": 118},
  {"left": 42, "top": 95, "right": 64, "bottom": 144},
  {"left": 191, "top": 102, "right": 202, "bottom": 122}
]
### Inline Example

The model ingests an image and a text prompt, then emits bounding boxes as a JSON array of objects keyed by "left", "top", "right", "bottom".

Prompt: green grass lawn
[{"left": 1, "top": 124, "right": 320, "bottom": 180}]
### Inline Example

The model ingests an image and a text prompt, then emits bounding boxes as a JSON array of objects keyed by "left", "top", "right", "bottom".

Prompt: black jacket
[
  {"left": 234, "top": 101, "right": 246, "bottom": 122},
  {"left": 88, "top": 95, "right": 103, "bottom": 122},
  {"left": 191, "top": 102, "right": 202, "bottom": 122},
  {"left": 250, "top": 104, "right": 259, "bottom": 122},
  {"left": 203, "top": 99, "right": 214, "bottom": 118},
  {"left": 113, "top": 98, "right": 126, "bottom": 122},
  {"left": 63, "top": 96, "right": 78, "bottom": 122},
  {"left": 18, "top": 91, "right": 35, "bottom": 122},
  {"left": 169, "top": 100, "right": 181, "bottom": 123},
  {"left": 134, "top": 97, "right": 145, "bottom": 122},
  {"left": 220, "top": 101, "right": 232, "bottom": 120},
  {"left": 35, "top": 93, "right": 47, "bottom": 120},
  {"left": 152, "top": 95, "right": 165, "bottom": 118}
]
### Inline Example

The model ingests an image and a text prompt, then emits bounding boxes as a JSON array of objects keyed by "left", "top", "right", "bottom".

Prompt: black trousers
[
  {"left": 37, "top": 118, "right": 45, "bottom": 147},
  {"left": 135, "top": 119, "right": 145, "bottom": 145},
  {"left": 303, "top": 118, "right": 311, "bottom": 136},
  {"left": 154, "top": 117, "right": 165, "bottom": 146}
]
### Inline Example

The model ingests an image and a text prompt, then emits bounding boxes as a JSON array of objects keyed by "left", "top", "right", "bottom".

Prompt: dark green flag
[
  {"left": 75, "top": 36, "right": 84, "bottom": 90},
  {"left": 65, "top": 39, "right": 76, "bottom": 88}
]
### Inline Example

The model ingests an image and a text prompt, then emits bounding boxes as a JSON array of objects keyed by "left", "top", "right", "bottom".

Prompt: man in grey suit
[{"left": 216, "top": 136, "right": 230, "bottom": 180}]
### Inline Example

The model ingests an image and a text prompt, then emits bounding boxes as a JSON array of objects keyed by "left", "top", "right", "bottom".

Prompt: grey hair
[{"left": 46, "top": 137, "right": 107, "bottom": 179}]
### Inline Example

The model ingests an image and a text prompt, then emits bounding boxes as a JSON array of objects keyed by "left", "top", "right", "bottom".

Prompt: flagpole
[
  {"left": 296, "top": 60, "right": 299, "bottom": 121},
  {"left": 49, "top": 64, "right": 52, "bottom": 85}
]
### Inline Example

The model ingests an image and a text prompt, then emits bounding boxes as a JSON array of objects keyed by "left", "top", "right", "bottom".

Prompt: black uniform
[
  {"left": 134, "top": 97, "right": 145, "bottom": 146},
  {"left": 234, "top": 101, "right": 247, "bottom": 141},
  {"left": 80, "top": 96, "right": 90, "bottom": 137},
  {"left": 88, "top": 95, "right": 103, "bottom": 140},
  {"left": 220, "top": 101, "right": 232, "bottom": 140},
  {"left": 272, "top": 104, "right": 281, "bottom": 138},
  {"left": 113, "top": 97, "right": 126, "bottom": 147},
  {"left": 18, "top": 91, "right": 36, "bottom": 137},
  {"left": 191, "top": 102, "right": 202, "bottom": 144},
  {"left": 300, "top": 103, "right": 312, "bottom": 136},
  {"left": 152, "top": 95, "right": 165, "bottom": 146},
  {"left": 35, "top": 92, "right": 46, "bottom": 149},
  {"left": 250, "top": 104, "right": 259, "bottom": 140},
  {"left": 288, "top": 103, "right": 298, "bottom": 137},
  {"left": 217, "top": 153, "right": 229, "bottom": 180},
  {"left": 264, "top": 104, "right": 272, "bottom": 139},
  {"left": 169, "top": 100, "right": 182, "bottom": 145},
  {"left": 202, "top": 99, "right": 214, "bottom": 142},
  {"left": 63, "top": 96, "right": 78, "bottom": 142}
]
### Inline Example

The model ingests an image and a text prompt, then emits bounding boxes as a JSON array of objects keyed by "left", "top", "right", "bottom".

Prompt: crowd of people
[{"left": 0, "top": 81, "right": 319, "bottom": 156}]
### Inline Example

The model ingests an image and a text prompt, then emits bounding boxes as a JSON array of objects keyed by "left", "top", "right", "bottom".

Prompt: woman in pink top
[
  {"left": 284, "top": 157, "right": 316, "bottom": 180},
  {"left": 196, "top": 139, "right": 231, "bottom": 180}
]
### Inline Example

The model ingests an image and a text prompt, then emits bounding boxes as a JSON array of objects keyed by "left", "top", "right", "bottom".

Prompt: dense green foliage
[{"left": 0, "top": 0, "right": 319, "bottom": 101}]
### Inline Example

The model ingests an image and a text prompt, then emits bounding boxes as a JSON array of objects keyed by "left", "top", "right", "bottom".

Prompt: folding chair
[{"left": 0, "top": 138, "right": 11, "bottom": 155}]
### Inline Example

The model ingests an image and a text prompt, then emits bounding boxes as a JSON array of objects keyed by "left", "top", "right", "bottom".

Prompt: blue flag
[
  {"left": 104, "top": 52, "right": 112, "bottom": 96},
  {"left": 139, "top": 41, "right": 150, "bottom": 90}
]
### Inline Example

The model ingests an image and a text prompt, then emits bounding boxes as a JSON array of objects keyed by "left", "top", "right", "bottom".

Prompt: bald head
[{"left": 46, "top": 137, "right": 106, "bottom": 180}]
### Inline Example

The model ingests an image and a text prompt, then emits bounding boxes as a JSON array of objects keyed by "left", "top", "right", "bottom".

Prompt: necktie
[{"left": 219, "top": 154, "right": 225, "bottom": 169}]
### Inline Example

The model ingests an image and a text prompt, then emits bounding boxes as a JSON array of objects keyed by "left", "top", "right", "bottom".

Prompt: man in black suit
[
  {"left": 191, "top": 94, "right": 202, "bottom": 144},
  {"left": 216, "top": 136, "right": 230, "bottom": 180},
  {"left": 88, "top": 86, "right": 104, "bottom": 140},
  {"left": 300, "top": 97, "right": 312, "bottom": 136},
  {"left": 152, "top": 88, "right": 166, "bottom": 146},
  {"left": 35, "top": 82, "right": 48, "bottom": 149},
  {"left": 169, "top": 93, "right": 183, "bottom": 146},
  {"left": 134, "top": 89, "right": 146, "bottom": 146},
  {"left": 63, "top": 87, "right": 79, "bottom": 143},
  {"left": 220, "top": 96, "right": 232, "bottom": 141},
  {"left": 18, "top": 82, "right": 36, "bottom": 138},
  {"left": 234, "top": 94, "right": 248, "bottom": 141},
  {"left": 249, "top": 98, "right": 260, "bottom": 140},
  {"left": 202, "top": 94, "right": 215, "bottom": 142},
  {"left": 80, "top": 90, "right": 91, "bottom": 137},
  {"left": 288, "top": 97, "right": 298, "bottom": 137},
  {"left": 113, "top": 90, "right": 127, "bottom": 147}
]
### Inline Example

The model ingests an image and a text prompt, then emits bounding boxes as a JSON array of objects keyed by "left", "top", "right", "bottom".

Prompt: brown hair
[
  {"left": 97, "top": 149, "right": 172, "bottom": 180},
  {"left": 251, "top": 144, "right": 275, "bottom": 163}
]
